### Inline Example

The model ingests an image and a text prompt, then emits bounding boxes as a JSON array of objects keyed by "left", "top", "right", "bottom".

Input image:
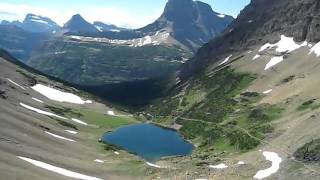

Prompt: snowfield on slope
[
  {"left": 259, "top": 35, "right": 307, "bottom": 53},
  {"left": 254, "top": 151, "right": 282, "bottom": 179},
  {"left": 263, "top": 89, "right": 273, "bottom": 94},
  {"left": 310, "top": 42, "right": 320, "bottom": 56},
  {"left": 265, "top": 56, "right": 284, "bottom": 70},
  {"left": 65, "top": 130, "right": 78, "bottom": 134},
  {"left": 219, "top": 55, "right": 232, "bottom": 65},
  {"left": 20, "top": 103, "right": 67, "bottom": 119},
  {"left": 209, "top": 163, "right": 228, "bottom": 169},
  {"left": 7, "top": 78, "right": 26, "bottom": 90},
  {"left": 146, "top": 162, "right": 162, "bottom": 168},
  {"left": 32, "top": 97, "right": 44, "bottom": 103},
  {"left": 32, "top": 84, "right": 92, "bottom": 104},
  {"left": 17, "top": 156, "right": 103, "bottom": 180},
  {"left": 69, "top": 31, "right": 170, "bottom": 47},
  {"left": 71, "top": 118, "right": 88, "bottom": 125},
  {"left": 45, "top": 131, "right": 76, "bottom": 142}
]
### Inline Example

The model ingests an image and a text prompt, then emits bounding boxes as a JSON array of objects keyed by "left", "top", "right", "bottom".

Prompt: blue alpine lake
[{"left": 102, "top": 123, "right": 194, "bottom": 162}]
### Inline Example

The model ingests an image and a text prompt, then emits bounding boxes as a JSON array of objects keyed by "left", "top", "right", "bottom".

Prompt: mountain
[
  {"left": 144, "top": 0, "right": 320, "bottom": 179},
  {"left": 22, "top": 14, "right": 60, "bottom": 33},
  {"left": 180, "top": 0, "right": 320, "bottom": 79},
  {"left": 139, "top": 0, "right": 234, "bottom": 51},
  {"left": 1, "top": 14, "right": 60, "bottom": 33},
  {"left": 63, "top": 14, "right": 99, "bottom": 33},
  {"left": 0, "top": 49, "right": 146, "bottom": 179},
  {"left": 93, "top": 21, "right": 127, "bottom": 32},
  {"left": 1, "top": 20, "right": 23, "bottom": 28},
  {"left": 0, "top": 0, "right": 233, "bottom": 89},
  {"left": 28, "top": 35, "right": 191, "bottom": 86},
  {"left": 0, "top": 25, "right": 50, "bottom": 62}
]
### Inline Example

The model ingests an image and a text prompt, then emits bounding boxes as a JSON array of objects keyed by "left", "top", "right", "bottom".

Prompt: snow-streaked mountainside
[
  {"left": 22, "top": 14, "right": 61, "bottom": 33},
  {"left": 179, "top": 0, "right": 320, "bottom": 80},
  {"left": 1, "top": 14, "right": 60, "bottom": 33},
  {"left": 68, "top": 30, "right": 175, "bottom": 48}
]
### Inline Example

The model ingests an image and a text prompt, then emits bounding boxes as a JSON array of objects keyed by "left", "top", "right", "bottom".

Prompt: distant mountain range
[
  {"left": 1, "top": 14, "right": 60, "bottom": 33},
  {"left": 0, "top": 0, "right": 234, "bottom": 86}
]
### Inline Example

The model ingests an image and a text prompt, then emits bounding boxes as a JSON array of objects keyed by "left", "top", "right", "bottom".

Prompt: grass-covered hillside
[{"left": 147, "top": 66, "right": 283, "bottom": 153}]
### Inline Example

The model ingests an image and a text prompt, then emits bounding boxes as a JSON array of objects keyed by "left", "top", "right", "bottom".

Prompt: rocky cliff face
[
  {"left": 180, "top": 0, "right": 320, "bottom": 80},
  {"left": 140, "top": 0, "right": 234, "bottom": 51}
]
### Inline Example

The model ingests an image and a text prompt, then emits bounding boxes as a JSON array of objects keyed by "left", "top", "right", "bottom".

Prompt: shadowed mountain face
[
  {"left": 179, "top": 0, "right": 320, "bottom": 80},
  {"left": 140, "top": 0, "right": 234, "bottom": 51},
  {"left": 0, "top": 25, "right": 50, "bottom": 62},
  {"left": 63, "top": 14, "right": 99, "bottom": 33}
]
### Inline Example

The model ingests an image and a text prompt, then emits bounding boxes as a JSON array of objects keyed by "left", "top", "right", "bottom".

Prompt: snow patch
[
  {"left": 65, "top": 130, "right": 78, "bottom": 134},
  {"left": 30, "top": 19, "right": 48, "bottom": 24},
  {"left": 32, "top": 97, "right": 44, "bottom": 103},
  {"left": 107, "top": 110, "right": 115, "bottom": 116},
  {"left": 94, "top": 25, "right": 103, "bottom": 32},
  {"left": 32, "top": 84, "right": 90, "bottom": 104},
  {"left": 264, "top": 56, "right": 284, "bottom": 70},
  {"left": 259, "top": 35, "right": 307, "bottom": 53},
  {"left": 219, "top": 55, "right": 232, "bottom": 65},
  {"left": 69, "top": 32, "right": 168, "bottom": 47},
  {"left": 94, "top": 159, "right": 104, "bottom": 163},
  {"left": 45, "top": 131, "right": 75, "bottom": 142},
  {"left": 71, "top": 118, "right": 88, "bottom": 125},
  {"left": 310, "top": 42, "right": 320, "bottom": 57},
  {"left": 263, "top": 89, "right": 273, "bottom": 94},
  {"left": 6, "top": 78, "right": 26, "bottom": 90},
  {"left": 252, "top": 54, "right": 261, "bottom": 60},
  {"left": 254, "top": 151, "right": 282, "bottom": 179},
  {"left": 20, "top": 103, "right": 67, "bottom": 120},
  {"left": 17, "top": 156, "right": 103, "bottom": 180},
  {"left": 209, "top": 163, "right": 228, "bottom": 169},
  {"left": 146, "top": 162, "right": 161, "bottom": 168}
]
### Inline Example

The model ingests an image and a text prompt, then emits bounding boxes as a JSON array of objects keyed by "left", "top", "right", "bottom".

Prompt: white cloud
[{"left": 0, "top": 2, "right": 162, "bottom": 28}]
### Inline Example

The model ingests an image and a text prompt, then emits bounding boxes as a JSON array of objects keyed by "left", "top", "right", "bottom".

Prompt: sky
[{"left": 0, "top": 0, "right": 250, "bottom": 28}]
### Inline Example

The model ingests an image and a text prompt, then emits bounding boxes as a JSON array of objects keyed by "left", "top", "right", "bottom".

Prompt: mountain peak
[
  {"left": 21, "top": 13, "right": 60, "bottom": 33},
  {"left": 141, "top": 0, "right": 234, "bottom": 51},
  {"left": 63, "top": 14, "right": 98, "bottom": 33}
]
